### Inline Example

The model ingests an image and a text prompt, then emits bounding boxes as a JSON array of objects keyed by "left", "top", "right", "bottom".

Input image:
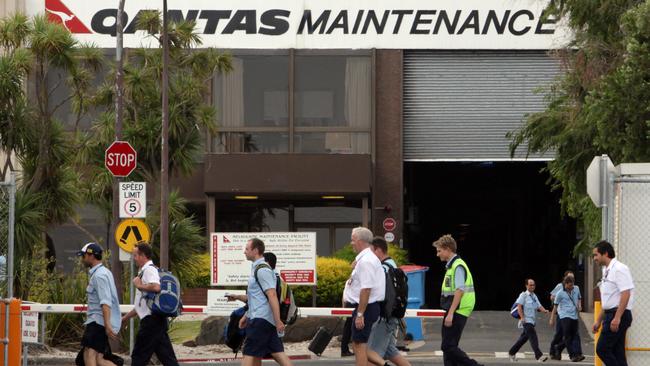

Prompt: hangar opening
[{"left": 403, "top": 162, "right": 578, "bottom": 310}]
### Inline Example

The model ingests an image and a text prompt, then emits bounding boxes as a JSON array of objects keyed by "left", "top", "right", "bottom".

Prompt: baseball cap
[{"left": 76, "top": 242, "right": 103, "bottom": 257}]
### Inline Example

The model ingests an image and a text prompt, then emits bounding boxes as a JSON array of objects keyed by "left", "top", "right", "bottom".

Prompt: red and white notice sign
[{"left": 211, "top": 232, "right": 317, "bottom": 286}]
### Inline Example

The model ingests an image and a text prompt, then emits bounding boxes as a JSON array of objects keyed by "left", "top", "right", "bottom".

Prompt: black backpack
[
  {"left": 224, "top": 306, "right": 247, "bottom": 353},
  {"left": 380, "top": 258, "right": 409, "bottom": 319}
]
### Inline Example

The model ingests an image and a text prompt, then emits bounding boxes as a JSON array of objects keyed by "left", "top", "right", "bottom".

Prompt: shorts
[
  {"left": 81, "top": 322, "right": 110, "bottom": 354},
  {"left": 351, "top": 302, "right": 380, "bottom": 343},
  {"left": 368, "top": 317, "right": 400, "bottom": 359},
  {"left": 242, "top": 318, "right": 284, "bottom": 357}
]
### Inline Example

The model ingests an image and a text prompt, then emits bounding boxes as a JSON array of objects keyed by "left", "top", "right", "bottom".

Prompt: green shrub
[
  {"left": 182, "top": 252, "right": 211, "bottom": 288},
  {"left": 293, "top": 257, "right": 352, "bottom": 307},
  {"left": 333, "top": 243, "right": 409, "bottom": 265}
]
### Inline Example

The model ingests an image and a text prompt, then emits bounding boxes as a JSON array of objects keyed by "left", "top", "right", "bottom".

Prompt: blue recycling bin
[{"left": 400, "top": 265, "right": 429, "bottom": 341}]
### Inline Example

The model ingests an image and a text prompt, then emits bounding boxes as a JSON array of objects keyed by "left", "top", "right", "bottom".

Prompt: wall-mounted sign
[{"left": 33, "top": 0, "right": 572, "bottom": 50}]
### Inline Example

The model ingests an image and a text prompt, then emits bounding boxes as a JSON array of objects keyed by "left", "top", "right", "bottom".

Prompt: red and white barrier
[{"left": 20, "top": 304, "right": 445, "bottom": 318}]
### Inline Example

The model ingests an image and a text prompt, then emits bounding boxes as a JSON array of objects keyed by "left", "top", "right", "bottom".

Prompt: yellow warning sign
[{"left": 115, "top": 218, "right": 151, "bottom": 253}]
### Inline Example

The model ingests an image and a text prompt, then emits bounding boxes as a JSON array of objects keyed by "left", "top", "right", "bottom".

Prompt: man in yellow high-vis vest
[{"left": 434, "top": 234, "right": 482, "bottom": 366}]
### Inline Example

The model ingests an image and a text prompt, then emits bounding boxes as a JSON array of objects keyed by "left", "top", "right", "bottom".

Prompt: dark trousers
[
  {"left": 560, "top": 318, "right": 581, "bottom": 358},
  {"left": 131, "top": 314, "right": 179, "bottom": 366},
  {"left": 550, "top": 318, "right": 582, "bottom": 356},
  {"left": 341, "top": 317, "right": 353, "bottom": 353},
  {"left": 509, "top": 323, "right": 543, "bottom": 360},
  {"left": 441, "top": 312, "right": 480, "bottom": 366},
  {"left": 597, "top": 309, "right": 632, "bottom": 366}
]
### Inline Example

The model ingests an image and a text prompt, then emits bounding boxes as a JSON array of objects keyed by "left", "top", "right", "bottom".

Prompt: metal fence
[
  {"left": 611, "top": 178, "right": 650, "bottom": 364},
  {"left": 0, "top": 173, "right": 15, "bottom": 299},
  {"left": 0, "top": 173, "right": 15, "bottom": 366}
]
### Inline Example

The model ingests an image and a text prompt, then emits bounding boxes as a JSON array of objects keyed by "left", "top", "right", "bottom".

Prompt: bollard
[
  {"left": 0, "top": 299, "right": 22, "bottom": 366},
  {"left": 594, "top": 301, "right": 602, "bottom": 366}
]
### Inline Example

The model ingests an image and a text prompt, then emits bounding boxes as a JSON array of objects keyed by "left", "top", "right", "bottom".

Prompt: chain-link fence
[
  {"left": 612, "top": 178, "right": 650, "bottom": 364},
  {"left": 0, "top": 173, "right": 15, "bottom": 299}
]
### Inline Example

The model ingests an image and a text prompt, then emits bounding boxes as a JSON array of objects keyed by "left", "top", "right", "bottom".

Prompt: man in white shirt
[
  {"left": 122, "top": 244, "right": 179, "bottom": 366},
  {"left": 343, "top": 227, "right": 386, "bottom": 366},
  {"left": 592, "top": 240, "right": 634, "bottom": 366}
]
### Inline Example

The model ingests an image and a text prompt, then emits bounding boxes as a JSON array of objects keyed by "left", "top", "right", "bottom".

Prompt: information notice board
[{"left": 211, "top": 232, "right": 317, "bottom": 286}]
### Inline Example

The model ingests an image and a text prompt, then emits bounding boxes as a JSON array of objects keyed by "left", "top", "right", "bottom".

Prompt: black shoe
[
  {"left": 341, "top": 351, "right": 354, "bottom": 357},
  {"left": 397, "top": 346, "right": 410, "bottom": 352},
  {"left": 550, "top": 353, "right": 561, "bottom": 360},
  {"left": 571, "top": 355, "right": 585, "bottom": 362}
]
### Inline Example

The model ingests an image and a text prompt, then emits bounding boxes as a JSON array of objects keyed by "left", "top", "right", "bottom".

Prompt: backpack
[
  {"left": 510, "top": 292, "right": 538, "bottom": 320},
  {"left": 380, "top": 258, "right": 409, "bottom": 319},
  {"left": 142, "top": 266, "right": 183, "bottom": 317},
  {"left": 223, "top": 306, "right": 247, "bottom": 353},
  {"left": 254, "top": 263, "right": 299, "bottom": 325}
]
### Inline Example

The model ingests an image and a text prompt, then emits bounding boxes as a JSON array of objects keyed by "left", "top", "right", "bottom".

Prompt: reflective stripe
[{"left": 441, "top": 286, "right": 474, "bottom": 296}]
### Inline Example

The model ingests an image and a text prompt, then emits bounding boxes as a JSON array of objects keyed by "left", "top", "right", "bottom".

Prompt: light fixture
[
  {"left": 235, "top": 195, "right": 258, "bottom": 200},
  {"left": 322, "top": 195, "right": 345, "bottom": 200}
]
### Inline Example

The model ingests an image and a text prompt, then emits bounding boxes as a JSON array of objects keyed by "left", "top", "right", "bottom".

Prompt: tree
[
  {"left": 79, "top": 12, "right": 231, "bottom": 286},
  {"left": 0, "top": 14, "right": 103, "bottom": 296},
  {"left": 509, "top": 0, "right": 650, "bottom": 253}
]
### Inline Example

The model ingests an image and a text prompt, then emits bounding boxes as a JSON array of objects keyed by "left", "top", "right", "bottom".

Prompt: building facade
[{"left": 15, "top": 0, "right": 580, "bottom": 309}]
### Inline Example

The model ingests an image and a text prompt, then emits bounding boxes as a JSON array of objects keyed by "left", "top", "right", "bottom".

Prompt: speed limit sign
[{"left": 119, "top": 182, "right": 146, "bottom": 218}]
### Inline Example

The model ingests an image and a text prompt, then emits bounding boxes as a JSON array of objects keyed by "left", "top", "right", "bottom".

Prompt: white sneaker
[
  {"left": 537, "top": 355, "right": 548, "bottom": 362},
  {"left": 509, "top": 354, "right": 516, "bottom": 362}
]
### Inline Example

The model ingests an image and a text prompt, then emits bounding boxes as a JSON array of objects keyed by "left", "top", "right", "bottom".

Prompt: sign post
[{"left": 119, "top": 182, "right": 146, "bottom": 218}]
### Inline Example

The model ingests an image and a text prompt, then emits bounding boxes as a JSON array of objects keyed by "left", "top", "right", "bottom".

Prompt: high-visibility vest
[{"left": 441, "top": 256, "right": 476, "bottom": 317}]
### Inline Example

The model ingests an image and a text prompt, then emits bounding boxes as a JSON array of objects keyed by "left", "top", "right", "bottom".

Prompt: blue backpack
[
  {"left": 510, "top": 302, "right": 521, "bottom": 319},
  {"left": 143, "top": 267, "right": 183, "bottom": 317}
]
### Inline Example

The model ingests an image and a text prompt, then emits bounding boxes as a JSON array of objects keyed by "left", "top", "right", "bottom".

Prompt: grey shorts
[{"left": 368, "top": 317, "right": 400, "bottom": 359}]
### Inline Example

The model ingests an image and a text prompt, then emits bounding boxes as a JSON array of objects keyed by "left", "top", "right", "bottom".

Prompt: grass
[{"left": 168, "top": 320, "right": 202, "bottom": 344}]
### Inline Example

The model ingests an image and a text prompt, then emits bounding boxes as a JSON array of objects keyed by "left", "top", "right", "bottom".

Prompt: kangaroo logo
[{"left": 45, "top": 0, "right": 91, "bottom": 33}]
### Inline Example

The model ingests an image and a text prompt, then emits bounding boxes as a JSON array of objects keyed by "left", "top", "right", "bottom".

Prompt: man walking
[
  {"left": 77, "top": 242, "right": 121, "bottom": 366},
  {"left": 548, "top": 270, "right": 581, "bottom": 360},
  {"left": 121, "top": 244, "right": 179, "bottom": 366},
  {"left": 343, "top": 227, "right": 385, "bottom": 366},
  {"left": 239, "top": 238, "right": 292, "bottom": 366},
  {"left": 433, "top": 234, "right": 482, "bottom": 366},
  {"left": 508, "top": 278, "right": 550, "bottom": 362},
  {"left": 593, "top": 240, "right": 634, "bottom": 366},
  {"left": 367, "top": 237, "right": 410, "bottom": 366},
  {"left": 550, "top": 276, "right": 584, "bottom": 362}
]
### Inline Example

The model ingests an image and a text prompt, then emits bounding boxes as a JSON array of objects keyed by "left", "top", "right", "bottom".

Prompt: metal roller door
[{"left": 403, "top": 51, "right": 561, "bottom": 161}]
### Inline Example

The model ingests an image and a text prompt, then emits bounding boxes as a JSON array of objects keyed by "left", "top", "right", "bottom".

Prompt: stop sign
[{"left": 105, "top": 141, "right": 137, "bottom": 177}]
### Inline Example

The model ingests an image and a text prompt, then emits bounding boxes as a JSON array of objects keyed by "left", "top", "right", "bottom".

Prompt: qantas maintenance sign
[{"left": 31, "top": 0, "right": 572, "bottom": 49}]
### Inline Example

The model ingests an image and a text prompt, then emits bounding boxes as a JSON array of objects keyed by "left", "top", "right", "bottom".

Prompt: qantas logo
[{"left": 45, "top": 0, "right": 91, "bottom": 33}]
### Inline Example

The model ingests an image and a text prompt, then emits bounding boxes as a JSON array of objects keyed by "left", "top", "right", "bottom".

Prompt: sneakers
[
  {"left": 509, "top": 354, "right": 517, "bottom": 362},
  {"left": 537, "top": 355, "right": 548, "bottom": 362},
  {"left": 571, "top": 355, "right": 586, "bottom": 362}
]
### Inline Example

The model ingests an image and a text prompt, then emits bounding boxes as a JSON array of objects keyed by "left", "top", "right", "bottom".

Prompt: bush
[
  {"left": 183, "top": 252, "right": 211, "bottom": 288},
  {"left": 333, "top": 243, "right": 409, "bottom": 265},
  {"left": 293, "top": 257, "right": 352, "bottom": 307}
]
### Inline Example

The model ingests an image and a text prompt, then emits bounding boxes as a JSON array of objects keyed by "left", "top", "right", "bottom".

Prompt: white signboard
[
  {"left": 30, "top": 0, "right": 572, "bottom": 50},
  {"left": 22, "top": 312, "right": 39, "bottom": 343},
  {"left": 211, "top": 232, "right": 317, "bottom": 286},
  {"left": 206, "top": 290, "right": 247, "bottom": 315},
  {"left": 119, "top": 182, "right": 146, "bottom": 218}
]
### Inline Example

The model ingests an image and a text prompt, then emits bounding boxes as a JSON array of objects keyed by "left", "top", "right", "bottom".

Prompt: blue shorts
[
  {"left": 368, "top": 317, "right": 400, "bottom": 359},
  {"left": 351, "top": 302, "right": 381, "bottom": 343},
  {"left": 243, "top": 318, "right": 284, "bottom": 357}
]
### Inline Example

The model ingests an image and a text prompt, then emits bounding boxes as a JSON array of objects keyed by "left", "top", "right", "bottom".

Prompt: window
[{"left": 212, "top": 51, "right": 372, "bottom": 154}]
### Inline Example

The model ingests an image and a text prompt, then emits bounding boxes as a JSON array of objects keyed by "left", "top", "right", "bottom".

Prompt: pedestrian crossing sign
[{"left": 115, "top": 218, "right": 151, "bottom": 253}]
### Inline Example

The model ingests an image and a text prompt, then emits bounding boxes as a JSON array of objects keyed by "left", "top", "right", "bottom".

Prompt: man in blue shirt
[
  {"left": 77, "top": 242, "right": 121, "bottom": 366},
  {"left": 508, "top": 278, "right": 550, "bottom": 362},
  {"left": 551, "top": 276, "right": 584, "bottom": 362},
  {"left": 239, "top": 238, "right": 292, "bottom": 366}
]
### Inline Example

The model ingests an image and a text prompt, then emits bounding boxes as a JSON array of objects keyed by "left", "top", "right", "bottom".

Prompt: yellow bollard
[
  {"left": 0, "top": 299, "right": 22, "bottom": 366},
  {"left": 595, "top": 301, "right": 602, "bottom": 366}
]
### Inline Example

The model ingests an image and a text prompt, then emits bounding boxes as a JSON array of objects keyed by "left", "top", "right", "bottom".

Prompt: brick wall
[{"left": 182, "top": 287, "right": 208, "bottom": 305}]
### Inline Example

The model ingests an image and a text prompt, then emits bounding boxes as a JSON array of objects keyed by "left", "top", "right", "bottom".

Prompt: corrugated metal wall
[{"left": 403, "top": 51, "right": 561, "bottom": 161}]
